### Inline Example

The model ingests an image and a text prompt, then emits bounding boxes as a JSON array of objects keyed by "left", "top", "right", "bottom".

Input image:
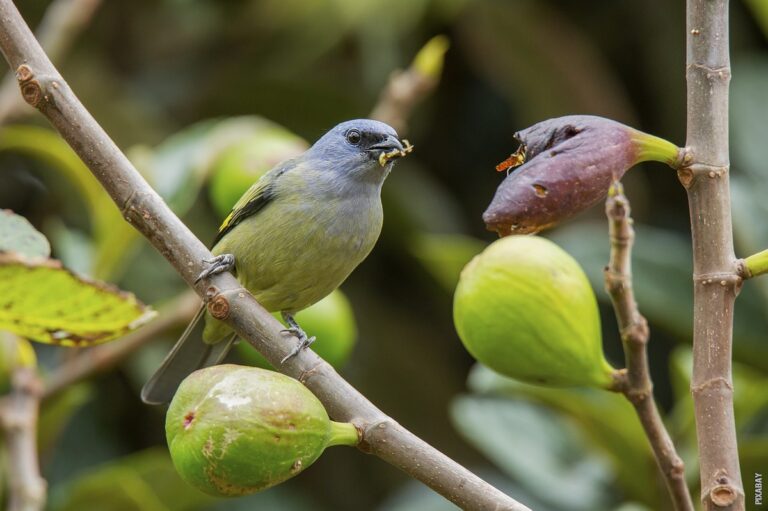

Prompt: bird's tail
[{"left": 141, "top": 304, "right": 236, "bottom": 405}]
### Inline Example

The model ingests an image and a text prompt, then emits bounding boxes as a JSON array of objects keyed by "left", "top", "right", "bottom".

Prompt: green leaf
[
  {"left": 50, "top": 448, "right": 216, "bottom": 511},
  {"left": 37, "top": 383, "right": 93, "bottom": 454},
  {"left": 467, "top": 364, "right": 664, "bottom": 508},
  {"left": 550, "top": 222, "right": 768, "bottom": 371},
  {"left": 0, "top": 253, "right": 154, "bottom": 346},
  {"left": 141, "top": 116, "right": 290, "bottom": 215},
  {"left": 669, "top": 347, "right": 768, "bottom": 434},
  {"left": 408, "top": 233, "right": 486, "bottom": 292},
  {"left": 207, "top": 126, "right": 307, "bottom": 219},
  {"left": 451, "top": 394, "right": 611, "bottom": 511},
  {"left": 0, "top": 125, "right": 136, "bottom": 280},
  {"left": 0, "top": 210, "right": 50, "bottom": 259}
]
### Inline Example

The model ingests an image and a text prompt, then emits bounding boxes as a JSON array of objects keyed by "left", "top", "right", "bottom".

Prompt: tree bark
[{"left": 683, "top": 1, "right": 744, "bottom": 508}]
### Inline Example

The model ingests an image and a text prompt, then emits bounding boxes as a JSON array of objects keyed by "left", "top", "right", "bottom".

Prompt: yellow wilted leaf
[{"left": 0, "top": 253, "right": 154, "bottom": 346}]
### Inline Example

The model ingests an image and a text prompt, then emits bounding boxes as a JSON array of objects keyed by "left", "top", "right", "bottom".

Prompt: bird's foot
[
  {"left": 195, "top": 254, "right": 235, "bottom": 283},
  {"left": 280, "top": 313, "right": 316, "bottom": 363},
  {"left": 280, "top": 333, "right": 316, "bottom": 364}
]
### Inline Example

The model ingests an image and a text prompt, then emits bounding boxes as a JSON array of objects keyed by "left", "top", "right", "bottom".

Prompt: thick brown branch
[
  {"left": 0, "top": 368, "right": 46, "bottom": 511},
  {"left": 42, "top": 290, "right": 200, "bottom": 399},
  {"left": 0, "top": 0, "right": 101, "bottom": 124},
  {"left": 685, "top": 1, "right": 744, "bottom": 509},
  {"left": 0, "top": 3, "right": 527, "bottom": 509},
  {"left": 604, "top": 187, "right": 693, "bottom": 511}
]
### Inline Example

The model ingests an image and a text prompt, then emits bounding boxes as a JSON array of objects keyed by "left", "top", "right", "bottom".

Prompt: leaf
[
  {"left": 0, "top": 253, "right": 154, "bottom": 346},
  {"left": 0, "top": 210, "right": 50, "bottom": 259},
  {"left": 0, "top": 125, "right": 136, "bottom": 280},
  {"left": 37, "top": 383, "right": 93, "bottom": 454},
  {"left": 466, "top": 364, "right": 664, "bottom": 508},
  {"left": 50, "top": 448, "right": 216, "bottom": 511},
  {"left": 408, "top": 233, "right": 486, "bottom": 292},
  {"left": 669, "top": 347, "right": 768, "bottom": 435},
  {"left": 450, "top": 394, "right": 611, "bottom": 511},
  {"left": 549, "top": 222, "right": 768, "bottom": 371},
  {"left": 141, "top": 116, "right": 287, "bottom": 215}
]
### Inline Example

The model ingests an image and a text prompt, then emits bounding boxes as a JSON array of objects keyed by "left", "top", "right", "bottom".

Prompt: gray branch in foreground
[
  {"left": 604, "top": 186, "right": 693, "bottom": 511},
  {"left": 683, "top": 1, "right": 744, "bottom": 509},
  {"left": 0, "top": 2, "right": 529, "bottom": 509},
  {"left": 0, "top": 368, "right": 46, "bottom": 511}
]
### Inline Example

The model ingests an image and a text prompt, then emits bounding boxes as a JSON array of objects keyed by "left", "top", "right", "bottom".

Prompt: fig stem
[
  {"left": 631, "top": 130, "right": 681, "bottom": 167},
  {"left": 326, "top": 421, "right": 360, "bottom": 448},
  {"left": 604, "top": 186, "right": 694, "bottom": 511},
  {"left": 741, "top": 248, "right": 768, "bottom": 279}
]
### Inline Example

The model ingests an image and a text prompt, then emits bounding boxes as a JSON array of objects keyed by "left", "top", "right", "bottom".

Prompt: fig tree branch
[
  {"left": 43, "top": 32, "right": 444, "bottom": 401},
  {"left": 0, "top": 0, "right": 101, "bottom": 124},
  {"left": 42, "top": 290, "right": 200, "bottom": 399},
  {"left": 0, "top": 368, "right": 46, "bottom": 511},
  {"left": 682, "top": 1, "right": 744, "bottom": 508},
  {"left": 604, "top": 185, "right": 693, "bottom": 511},
  {"left": 0, "top": 2, "right": 529, "bottom": 509},
  {"left": 370, "top": 35, "right": 448, "bottom": 134}
]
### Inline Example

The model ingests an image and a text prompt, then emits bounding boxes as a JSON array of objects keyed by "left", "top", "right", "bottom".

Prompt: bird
[{"left": 141, "top": 119, "right": 411, "bottom": 404}]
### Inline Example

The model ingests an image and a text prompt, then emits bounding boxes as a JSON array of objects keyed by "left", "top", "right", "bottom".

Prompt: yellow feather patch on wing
[{"left": 219, "top": 211, "right": 235, "bottom": 233}]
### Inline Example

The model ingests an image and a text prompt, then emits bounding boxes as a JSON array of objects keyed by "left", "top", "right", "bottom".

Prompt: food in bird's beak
[{"left": 378, "top": 139, "right": 414, "bottom": 167}]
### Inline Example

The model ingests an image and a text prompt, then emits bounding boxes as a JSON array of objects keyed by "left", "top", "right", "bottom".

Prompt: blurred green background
[{"left": 1, "top": 0, "right": 767, "bottom": 510}]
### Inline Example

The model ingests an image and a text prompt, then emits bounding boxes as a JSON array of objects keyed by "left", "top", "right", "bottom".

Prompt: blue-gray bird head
[{"left": 306, "top": 119, "right": 407, "bottom": 183}]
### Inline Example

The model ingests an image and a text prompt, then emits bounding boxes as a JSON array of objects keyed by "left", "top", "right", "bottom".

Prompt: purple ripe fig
[
  {"left": 166, "top": 365, "right": 358, "bottom": 497},
  {"left": 484, "top": 115, "right": 680, "bottom": 236}
]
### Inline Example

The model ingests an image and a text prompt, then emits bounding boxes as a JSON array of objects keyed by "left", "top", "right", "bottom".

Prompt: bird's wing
[
  {"left": 141, "top": 303, "right": 237, "bottom": 405},
  {"left": 212, "top": 158, "right": 295, "bottom": 246}
]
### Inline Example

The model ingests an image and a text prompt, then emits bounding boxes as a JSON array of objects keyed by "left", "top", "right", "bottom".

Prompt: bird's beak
[{"left": 368, "top": 136, "right": 414, "bottom": 167}]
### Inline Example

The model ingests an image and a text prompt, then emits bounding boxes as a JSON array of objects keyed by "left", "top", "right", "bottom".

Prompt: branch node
[
  {"left": 207, "top": 293, "right": 230, "bottom": 320},
  {"left": 297, "top": 361, "right": 326, "bottom": 385},
  {"left": 735, "top": 258, "right": 752, "bottom": 280},
  {"left": 709, "top": 484, "right": 738, "bottom": 507},
  {"left": 691, "top": 376, "right": 733, "bottom": 394},
  {"left": 621, "top": 317, "right": 649, "bottom": 346},
  {"left": 14, "top": 65, "right": 57, "bottom": 109}
]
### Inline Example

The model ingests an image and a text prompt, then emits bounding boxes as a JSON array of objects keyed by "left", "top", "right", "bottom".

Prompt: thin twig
[
  {"left": 0, "top": 3, "right": 528, "bottom": 509},
  {"left": 42, "top": 290, "right": 200, "bottom": 399},
  {"left": 683, "top": 1, "right": 744, "bottom": 509},
  {"left": 0, "top": 0, "right": 101, "bottom": 124},
  {"left": 371, "top": 69, "right": 437, "bottom": 135},
  {"left": 370, "top": 35, "right": 448, "bottom": 135},
  {"left": 0, "top": 368, "right": 46, "bottom": 511},
  {"left": 604, "top": 184, "right": 694, "bottom": 511}
]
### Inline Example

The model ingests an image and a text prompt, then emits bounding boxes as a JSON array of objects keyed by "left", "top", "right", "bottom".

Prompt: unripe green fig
[
  {"left": 166, "top": 365, "right": 358, "bottom": 497},
  {"left": 453, "top": 236, "right": 614, "bottom": 388},
  {"left": 237, "top": 290, "right": 357, "bottom": 370},
  {"left": 208, "top": 130, "right": 307, "bottom": 219},
  {"left": 0, "top": 333, "right": 37, "bottom": 394}
]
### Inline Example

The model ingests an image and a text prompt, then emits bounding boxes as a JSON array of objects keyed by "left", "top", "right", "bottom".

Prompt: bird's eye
[{"left": 346, "top": 129, "right": 362, "bottom": 146}]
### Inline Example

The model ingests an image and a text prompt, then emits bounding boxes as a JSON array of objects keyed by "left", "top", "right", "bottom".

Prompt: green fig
[
  {"left": 166, "top": 365, "right": 357, "bottom": 497},
  {"left": 237, "top": 290, "right": 357, "bottom": 370},
  {"left": 453, "top": 235, "right": 614, "bottom": 388},
  {"left": 0, "top": 332, "right": 37, "bottom": 394},
  {"left": 208, "top": 130, "right": 308, "bottom": 219}
]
